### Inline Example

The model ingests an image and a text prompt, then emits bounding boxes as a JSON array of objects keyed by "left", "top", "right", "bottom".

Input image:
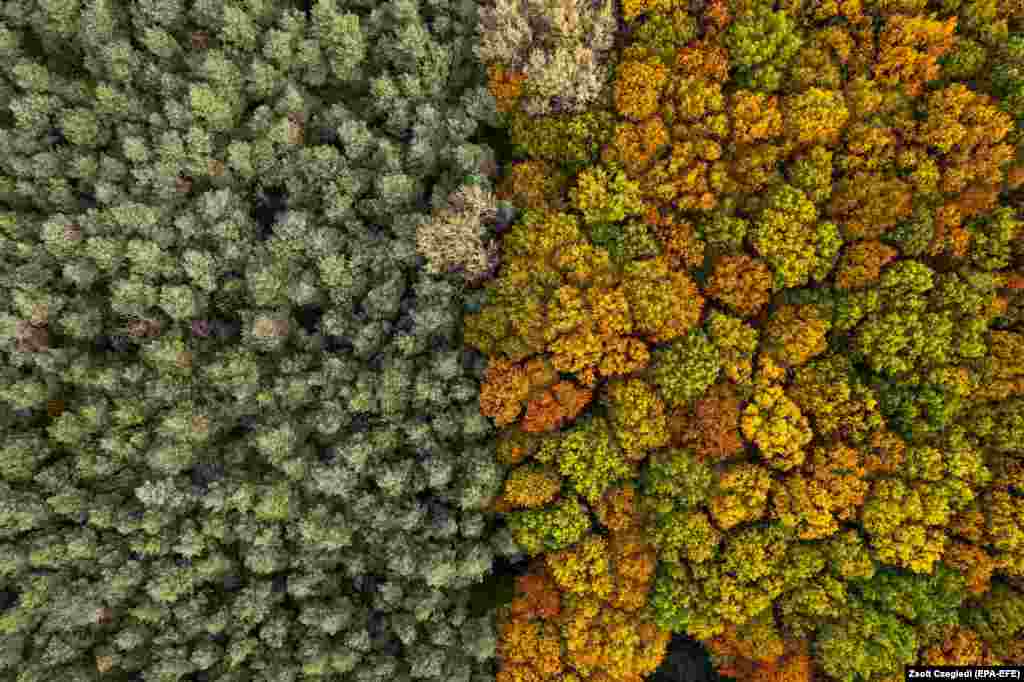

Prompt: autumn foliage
[{"left": 476, "top": 0, "right": 1024, "bottom": 681}]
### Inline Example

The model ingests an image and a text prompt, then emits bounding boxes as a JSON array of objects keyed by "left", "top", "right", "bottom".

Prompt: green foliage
[
  {"left": 940, "top": 37, "right": 989, "bottom": 80},
  {"left": 588, "top": 219, "right": 662, "bottom": 264},
  {"left": 967, "top": 207, "right": 1020, "bottom": 271},
  {"left": 884, "top": 203, "right": 936, "bottom": 258},
  {"left": 534, "top": 416, "right": 632, "bottom": 505},
  {"left": 507, "top": 495, "right": 592, "bottom": 555},
  {"left": 633, "top": 9, "right": 699, "bottom": 63},
  {"left": 699, "top": 212, "right": 749, "bottom": 253},
  {"left": 874, "top": 379, "right": 962, "bottom": 442},
  {"left": 0, "top": 0, "right": 510, "bottom": 679},
  {"left": 852, "top": 564, "right": 968, "bottom": 630},
  {"left": 571, "top": 165, "right": 647, "bottom": 226},
  {"left": 960, "top": 582, "right": 1024, "bottom": 647},
  {"left": 815, "top": 598, "right": 919, "bottom": 682},
  {"left": 508, "top": 108, "right": 616, "bottom": 168},
  {"left": 752, "top": 184, "right": 839, "bottom": 290},
  {"left": 725, "top": 3, "right": 803, "bottom": 93},
  {"left": 648, "top": 328, "right": 722, "bottom": 407}
]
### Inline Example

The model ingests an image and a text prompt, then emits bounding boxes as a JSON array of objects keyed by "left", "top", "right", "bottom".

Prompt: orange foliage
[
  {"left": 943, "top": 540, "right": 997, "bottom": 596},
  {"left": 522, "top": 380, "right": 594, "bottom": 433},
  {"left": 607, "top": 529, "right": 660, "bottom": 612},
  {"left": 929, "top": 202, "right": 971, "bottom": 259},
  {"left": 874, "top": 14, "right": 957, "bottom": 97},
  {"left": 704, "top": 0, "right": 731, "bottom": 35},
  {"left": 921, "top": 625, "right": 1002, "bottom": 666},
  {"left": 497, "top": 618, "right": 564, "bottom": 681},
  {"left": 953, "top": 184, "right": 1002, "bottom": 223},
  {"left": 829, "top": 171, "right": 914, "bottom": 240},
  {"left": 497, "top": 160, "right": 568, "bottom": 212},
  {"left": 614, "top": 59, "right": 670, "bottom": 122},
  {"left": 488, "top": 64, "right": 527, "bottom": 114},
  {"left": 604, "top": 117, "right": 671, "bottom": 176},
  {"left": 763, "top": 305, "right": 831, "bottom": 368},
  {"left": 509, "top": 566, "right": 563, "bottom": 621},
  {"left": 594, "top": 483, "right": 645, "bottom": 532},
  {"left": 674, "top": 41, "right": 731, "bottom": 83},
  {"left": 706, "top": 618, "right": 786, "bottom": 674},
  {"left": 731, "top": 90, "right": 783, "bottom": 145},
  {"left": 708, "top": 620, "right": 814, "bottom": 682},
  {"left": 480, "top": 357, "right": 594, "bottom": 431},
  {"left": 750, "top": 640, "right": 814, "bottom": 682},
  {"left": 646, "top": 208, "right": 706, "bottom": 271},
  {"left": 861, "top": 427, "right": 907, "bottom": 477},
  {"left": 480, "top": 358, "right": 534, "bottom": 427},
  {"left": 671, "top": 381, "right": 745, "bottom": 462},
  {"left": 915, "top": 84, "right": 1015, "bottom": 194},
  {"left": 949, "top": 504, "right": 987, "bottom": 545},
  {"left": 706, "top": 254, "right": 774, "bottom": 317},
  {"left": 561, "top": 597, "right": 670, "bottom": 681},
  {"left": 835, "top": 240, "right": 899, "bottom": 290},
  {"left": 483, "top": 9, "right": 1024, "bottom": 681}
]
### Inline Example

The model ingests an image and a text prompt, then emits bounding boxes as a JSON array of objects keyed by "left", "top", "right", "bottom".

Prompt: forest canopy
[{"left": 0, "top": 1, "right": 1022, "bottom": 682}]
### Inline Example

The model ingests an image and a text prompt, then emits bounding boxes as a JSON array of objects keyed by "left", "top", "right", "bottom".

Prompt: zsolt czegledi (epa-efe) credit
[{"left": 907, "top": 668, "right": 1024, "bottom": 681}]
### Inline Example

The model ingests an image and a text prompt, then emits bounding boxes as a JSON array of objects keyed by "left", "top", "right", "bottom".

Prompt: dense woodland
[{"left": 0, "top": 1, "right": 1022, "bottom": 682}]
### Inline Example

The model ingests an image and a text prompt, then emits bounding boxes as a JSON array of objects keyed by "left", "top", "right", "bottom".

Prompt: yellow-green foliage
[
  {"left": 534, "top": 416, "right": 633, "bottom": 505},
  {"left": 604, "top": 378, "right": 670, "bottom": 459},
  {"left": 620, "top": 256, "right": 705, "bottom": 343},
  {"left": 508, "top": 109, "right": 617, "bottom": 166},
  {"left": 507, "top": 495, "right": 592, "bottom": 556},
  {"left": 741, "top": 383, "right": 814, "bottom": 472},
  {"left": 751, "top": 184, "right": 841, "bottom": 290},
  {"left": 501, "top": 463, "right": 562, "bottom": 509},
  {"left": 707, "top": 462, "right": 774, "bottom": 531},
  {"left": 648, "top": 329, "right": 722, "bottom": 407},
  {"left": 546, "top": 534, "right": 615, "bottom": 600},
  {"left": 642, "top": 447, "right": 714, "bottom": 517},
  {"left": 571, "top": 165, "right": 647, "bottom": 226}
]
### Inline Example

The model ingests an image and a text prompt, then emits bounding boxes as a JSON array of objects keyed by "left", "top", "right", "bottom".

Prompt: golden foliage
[
  {"left": 875, "top": 14, "right": 957, "bottom": 96},
  {"left": 708, "top": 462, "right": 773, "bottom": 530},
  {"left": 763, "top": 304, "right": 832, "bottom": 368},
  {"left": 921, "top": 625, "right": 1002, "bottom": 666},
  {"left": 741, "top": 384, "right": 814, "bottom": 472},
  {"left": 614, "top": 59, "right": 670, "bottom": 122},
  {"left": 732, "top": 90, "right": 784, "bottom": 145}
]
